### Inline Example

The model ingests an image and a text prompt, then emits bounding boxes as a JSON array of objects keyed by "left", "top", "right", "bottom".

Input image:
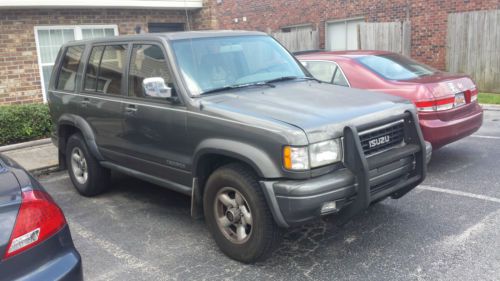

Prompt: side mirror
[{"left": 142, "top": 77, "right": 172, "bottom": 99}]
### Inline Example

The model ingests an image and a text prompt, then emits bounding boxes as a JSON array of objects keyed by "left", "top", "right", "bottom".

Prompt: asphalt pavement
[{"left": 38, "top": 109, "right": 500, "bottom": 281}]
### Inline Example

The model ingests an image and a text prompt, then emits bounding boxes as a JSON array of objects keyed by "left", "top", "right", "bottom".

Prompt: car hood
[{"left": 199, "top": 81, "right": 415, "bottom": 143}]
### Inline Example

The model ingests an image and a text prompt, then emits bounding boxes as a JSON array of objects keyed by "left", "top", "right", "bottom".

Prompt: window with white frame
[
  {"left": 326, "top": 19, "right": 364, "bottom": 51},
  {"left": 35, "top": 25, "right": 118, "bottom": 101}
]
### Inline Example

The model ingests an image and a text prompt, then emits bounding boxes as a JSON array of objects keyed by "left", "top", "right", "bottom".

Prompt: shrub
[{"left": 0, "top": 104, "right": 52, "bottom": 146}]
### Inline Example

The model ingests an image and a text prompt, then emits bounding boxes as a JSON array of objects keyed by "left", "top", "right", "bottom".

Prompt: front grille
[{"left": 359, "top": 121, "right": 405, "bottom": 156}]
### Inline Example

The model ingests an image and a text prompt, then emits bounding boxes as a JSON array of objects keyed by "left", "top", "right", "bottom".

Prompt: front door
[{"left": 121, "top": 43, "right": 191, "bottom": 187}]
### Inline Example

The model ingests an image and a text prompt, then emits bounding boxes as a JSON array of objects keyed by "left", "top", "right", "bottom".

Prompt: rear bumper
[
  {"left": 0, "top": 226, "right": 83, "bottom": 281},
  {"left": 419, "top": 103, "right": 483, "bottom": 148},
  {"left": 262, "top": 111, "right": 428, "bottom": 227}
]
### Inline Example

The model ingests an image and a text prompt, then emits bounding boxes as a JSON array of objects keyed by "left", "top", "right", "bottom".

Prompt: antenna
[{"left": 184, "top": 0, "right": 191, "bottom": 31}]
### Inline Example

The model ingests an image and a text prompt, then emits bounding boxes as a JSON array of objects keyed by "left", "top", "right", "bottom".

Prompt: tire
[
  {"left": 66, "top": 133, "right": 110, "bottom": 196},
  {"left": 203, "top": 163, "right": 280, "bottom": 263}
]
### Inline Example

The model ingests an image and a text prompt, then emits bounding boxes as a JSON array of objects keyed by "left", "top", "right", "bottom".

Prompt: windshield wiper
[
  {"left": 200, "top": 82, "right": 275, "bottom": 95},
  {"left": 265, "top": 76, "right": 321, "bottom": 84}
]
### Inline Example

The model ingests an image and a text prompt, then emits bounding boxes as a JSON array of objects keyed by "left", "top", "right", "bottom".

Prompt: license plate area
[{"left": 454, "top": 92, "right": 466, "bottom": 107}]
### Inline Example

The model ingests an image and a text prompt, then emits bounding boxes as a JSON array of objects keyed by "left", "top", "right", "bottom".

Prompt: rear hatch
[
  {"left": 0, "top": 162, "right": 22, "bottom": 261},
  {"left": 406, "top": 73, "right": 479, "bottom": 121}
]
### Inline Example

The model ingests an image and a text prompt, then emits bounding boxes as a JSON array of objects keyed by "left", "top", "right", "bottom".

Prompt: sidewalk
[{"left": 1, "top": 139, "right": 59, "bottom": 173}]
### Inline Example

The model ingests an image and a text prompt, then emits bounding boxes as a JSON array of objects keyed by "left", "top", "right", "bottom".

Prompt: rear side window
[
  {"left": 356, "top": 54, "right": 437, "bottom": 81},
  {"left": 56, "top": 45, "right": 84, "bottom": 91},
  {"left": 84, "top": 44, "right": 128, "bottom": 95},
  {"left": 332, "top": 68, "right": 349, "bottom": 87}
]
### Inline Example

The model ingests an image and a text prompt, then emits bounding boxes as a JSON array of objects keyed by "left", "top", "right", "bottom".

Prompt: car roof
[
  {"left": 297, "top": 50, "right": 395, "bottom": 60},
  {"left": 63, "top": 30, "right": 267, "bottom": 46}
]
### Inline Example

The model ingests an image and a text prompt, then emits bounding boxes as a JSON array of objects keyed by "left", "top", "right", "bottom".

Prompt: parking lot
[{"left": 38, "top": 109, "right": 500, "bottom": 281}]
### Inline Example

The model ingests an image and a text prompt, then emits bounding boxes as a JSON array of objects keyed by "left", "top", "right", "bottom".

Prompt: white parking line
[
  {"left": 417, "top": 185, "right": 500, "bottom": 204},
  {"left": 69, "top": 222, "right": 168, "bottom": 281},
  {"left": 471, "top": 135, "right": 500, "bottom": 140}
]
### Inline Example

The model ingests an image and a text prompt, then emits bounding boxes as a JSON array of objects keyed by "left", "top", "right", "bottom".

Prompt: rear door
[{"left": 80, "top": 43, "right": 129, "bottom": 165}]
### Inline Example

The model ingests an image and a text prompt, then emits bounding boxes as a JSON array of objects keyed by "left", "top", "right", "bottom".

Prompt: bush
[{"left": 0, "top": 104, "right": 52, "bottom": 146}]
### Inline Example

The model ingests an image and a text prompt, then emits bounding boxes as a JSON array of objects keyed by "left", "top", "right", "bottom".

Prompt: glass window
[
  {"left": 356, "top": 54, "right": 437, "bottom": 81},
  {"left": 332, "top": 68, "right": 349, "bottom": 87},
  {"left": 56, "top": 45, "right": 84, "bottom": 91},
  {"left": 129, "top": 44, "right": 175, "bottom": 98},
  {"left": 302, "top": 61, "right": 337, "bottom": 83},
  {"left": 84, "top": 46, "right": 105, "bottom": 92},
  {"left": 171, "top": 35, "right": 307, "bottom": 95},
  {"left": 35, "top": 26, "right": 117, "bottom": 100}
]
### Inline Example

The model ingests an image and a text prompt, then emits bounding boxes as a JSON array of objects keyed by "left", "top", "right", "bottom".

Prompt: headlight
[
  {"left": 309, "top": 139, "right": 342, "bottom": 168},
  {"left": 283, "top": 139, "right": 342, "bottom": 171}
]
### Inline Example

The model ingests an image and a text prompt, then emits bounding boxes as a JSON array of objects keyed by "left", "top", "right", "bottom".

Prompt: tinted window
[
  {"left": 357, "top": 54, "right": 437, "bottom": 80},
  {"left": 302, "top": 61, "right": 336, "bottom": 83},
  {"left": 171, "top": 35, "right": 306, "bottom": 95},
  {"left": 333, "top": 68, "right": 349, "bottom": 87},
  {"left": 129, "top": 44, "right": 176, "bottom": 98},
  {"left": 84, "top": 46, "right": 104, "bottom": 92},
  {"left": 56, "top": 45, "right": 84, "bottom": 91},
  {"left": 84, "top": 45, "right": 127, "bottom": 94}
]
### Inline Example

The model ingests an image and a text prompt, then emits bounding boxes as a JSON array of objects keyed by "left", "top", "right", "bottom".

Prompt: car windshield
[
  {"left": 171, "top": 35, "right": 307, "bottom": 95},
  {"left": 356, "top": 53, "right": 437, "bottom": 81}
]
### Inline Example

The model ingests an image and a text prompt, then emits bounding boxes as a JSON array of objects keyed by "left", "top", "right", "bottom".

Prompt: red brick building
[
  {"left": 195, "top": 0, "right": 499, "bottom": 90},
  {"left": 0, "top": 0, "right": 498, "bottom": 105},
  {"left": 0, "top": 1, "right": 202, "bottom": 104}
]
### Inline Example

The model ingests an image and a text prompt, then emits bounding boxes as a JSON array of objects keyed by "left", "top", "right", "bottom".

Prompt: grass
[{"left": 478, "top": 93, "right": 500, "bottom": 105}]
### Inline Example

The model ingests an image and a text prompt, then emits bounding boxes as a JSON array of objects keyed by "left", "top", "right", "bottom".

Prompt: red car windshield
[{"left": 357, "top": 54, "right": 437, "bottom": 81}]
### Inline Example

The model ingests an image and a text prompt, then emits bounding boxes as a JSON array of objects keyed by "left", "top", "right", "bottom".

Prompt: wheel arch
[{"left": 57, "top": 114, "right": 104, "bottom": 161}]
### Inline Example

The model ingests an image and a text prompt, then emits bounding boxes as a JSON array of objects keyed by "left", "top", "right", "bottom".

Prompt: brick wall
[
  {"left": 193, "top": 0, "right": 499, "bottom": 72},
  {"left": 0, "top": 9, "right": 190, "bottom": 105}
]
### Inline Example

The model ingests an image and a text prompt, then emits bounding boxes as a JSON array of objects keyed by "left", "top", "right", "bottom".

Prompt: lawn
[{"left": 478, "top": 93, "right": 500, "bottom": 105}]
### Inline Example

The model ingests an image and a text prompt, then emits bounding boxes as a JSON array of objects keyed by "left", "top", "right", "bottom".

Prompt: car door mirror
[{"left": 142, "top": 77, "right": 172, "bottom": 99}]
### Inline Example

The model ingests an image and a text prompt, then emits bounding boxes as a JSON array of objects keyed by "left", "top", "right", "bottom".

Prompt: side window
[
  {"left": 302, "top": 61, "right": 337, "bottom": 83},
  {"left": 84, "top": 46, "right": 104, "bottom": 92},
  {"left": 332, "top": 67, "right": 349, "bottom": 87},
  {"left": 84, "top": 44, "right": 127, "bottom": 95},
  {"left": 56, "top": 45, "right": 84, "bottom": 91},
  {"left": 128, "top": 44, "right": 176, "bottom": 99}
]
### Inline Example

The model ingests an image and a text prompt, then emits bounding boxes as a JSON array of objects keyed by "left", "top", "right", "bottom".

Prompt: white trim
[
  {"left": 0, "top": 0, "right": 203, "bottom": 9},
  {"left": 34, "top": 24, "right": 119, "bottom": 102}
]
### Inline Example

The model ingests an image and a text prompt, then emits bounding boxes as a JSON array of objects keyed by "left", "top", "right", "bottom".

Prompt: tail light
[
  {"left": 415, "top": 97, "right": 455, "bottom": 112},
  {"left": 2, "top": 190, "right": 66, "bottom": 260},
  {"left": 470, "top": 87, "right": 478, "bottom": 102}
]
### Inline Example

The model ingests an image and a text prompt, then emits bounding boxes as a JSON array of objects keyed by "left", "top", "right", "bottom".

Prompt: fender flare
[
  {"left": 57, "top": 114, "right": 104, "bottom": 161},
  {"left": 192, "top": 138, "right": 282, "bottom": 179}
]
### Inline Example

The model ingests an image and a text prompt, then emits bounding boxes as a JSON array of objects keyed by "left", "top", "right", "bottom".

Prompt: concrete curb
[
  {"left": 481, "top": 104, "right": 500, "bottom": 111},
  {"left": 31, "top": 165, "right": 61, "bottom": 177},
  {"left": 0, "top": 138, "right": 52, "bottom": 152}
]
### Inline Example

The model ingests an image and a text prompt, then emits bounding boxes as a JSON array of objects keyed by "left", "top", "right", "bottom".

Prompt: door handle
[
  {"left": 125, "top": 104, "right": 138, "bottom": 114},
  {"left": 81, "top": 98, "right": 90, "bottom": 107}
]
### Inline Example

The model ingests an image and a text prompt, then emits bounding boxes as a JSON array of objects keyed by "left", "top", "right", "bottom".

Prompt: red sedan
[{"left": 297, "top": 51, "right": 483, "bottom": 149}]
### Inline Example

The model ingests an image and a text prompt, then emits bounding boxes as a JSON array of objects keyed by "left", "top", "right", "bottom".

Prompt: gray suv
[{"left": 48, "top": 31, "right": 430, "bottom": 263}]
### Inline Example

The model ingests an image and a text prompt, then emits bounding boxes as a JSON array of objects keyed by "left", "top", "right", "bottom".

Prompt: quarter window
[
  {"left": 302, "top": 61, "right": 337, "bottom": 83},
  {"left": 56, "top": 45, "right": 84, "bottom": 91},
  {"left": 332, "top": 68, "right": 349, "bottom": 87},
  {"left": 128, "top": 44, "right": 176, "bottom": 98}
]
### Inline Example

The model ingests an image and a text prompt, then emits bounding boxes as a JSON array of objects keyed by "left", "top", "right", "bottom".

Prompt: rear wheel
[
  {"left": 203, "top": 163, "right": 279, "bottom": 263},
  {"left": 66, "top": 133, "right": 110, "bottom": 196}
]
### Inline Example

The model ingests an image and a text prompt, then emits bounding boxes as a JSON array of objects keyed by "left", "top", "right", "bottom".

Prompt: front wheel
[{"left": 203, "top": 163, "right": 280, "bottom": 263}]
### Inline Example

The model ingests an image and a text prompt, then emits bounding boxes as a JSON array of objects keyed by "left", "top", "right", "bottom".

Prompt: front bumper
[{"left": 262, "top": 111, "right": 428, "bottom": 227}]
